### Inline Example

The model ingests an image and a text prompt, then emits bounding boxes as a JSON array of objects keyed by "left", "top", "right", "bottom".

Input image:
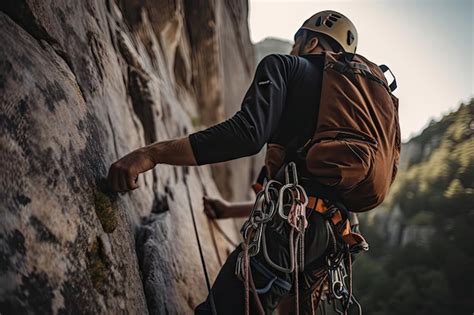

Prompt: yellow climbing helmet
[{"left": 299, "top": 10, "right": 358, "bottom": 54}]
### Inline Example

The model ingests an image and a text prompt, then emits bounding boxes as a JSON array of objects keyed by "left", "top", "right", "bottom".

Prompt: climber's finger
[
  {"left": 204, "top": 207, "right": 217, "bottom": 219},
  {"left": 203, "top": 197, "right": 217, "bottom": 219},
  {"left": 204, "top": 206, "right": 216, "bottom": 218},
  {"left": 126, "top": 170, "right": 139, "bottom": 191},
  {"left": 117, "top": 171, "right": 129, "bottom": 192},
  {"left": 107, "top": 165, "right": 120, "bottom": 192}
]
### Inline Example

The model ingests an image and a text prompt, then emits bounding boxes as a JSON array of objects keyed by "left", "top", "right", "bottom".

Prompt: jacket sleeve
[{"left": 188, "top": 54, "right": 295, "bottom": 165}]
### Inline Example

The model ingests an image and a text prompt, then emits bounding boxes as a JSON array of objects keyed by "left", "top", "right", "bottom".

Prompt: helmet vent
[
  {"left": 315, "top": 16, "right": 322, "bottom": 26},
  {"left": 328, "top": 16, "right": 339, "bottom": 22},
  {"left": 331, "top": 13, "right": 342, "bottom": 18},
  {"left": 347, "top": 30, "right": 355, "bottom": 45},
  {"left": 324, "top": 19, "right": 334, "bottom": 28}
]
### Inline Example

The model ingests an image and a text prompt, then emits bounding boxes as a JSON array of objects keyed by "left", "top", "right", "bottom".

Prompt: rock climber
[{"left": 107, "top": 10, "right": 395, "bottom": 314}]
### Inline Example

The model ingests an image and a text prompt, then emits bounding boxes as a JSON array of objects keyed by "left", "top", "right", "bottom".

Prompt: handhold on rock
[{"left": 94, "top": 190, "right": 118, "bottom": 233}]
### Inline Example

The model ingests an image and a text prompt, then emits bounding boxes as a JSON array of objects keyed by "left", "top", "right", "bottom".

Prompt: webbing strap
[
  {"left": 349, "top": 61, "right": 371, "bottom": 73},
  {"left": 251, "top": 257, "right": 292, "bottom": 293},
  {"left": 306, "top": 197, "right": 366, "bottom": 247},
  {"left": 329, "top": 60, "right": 371, "bottom": 75},
  {"left": 252, "top": 182, "right": 264, "bottom": 194}
]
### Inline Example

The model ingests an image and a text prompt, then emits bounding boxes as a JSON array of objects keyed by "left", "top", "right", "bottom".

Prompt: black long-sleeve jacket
[{"left": 189, "top": 53, "right": 324, "bottom": 165}]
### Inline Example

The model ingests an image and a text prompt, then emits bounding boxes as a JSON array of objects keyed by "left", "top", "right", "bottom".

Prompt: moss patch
[
  {"left": 94, "top": 191, "right": 118, "bottom": 233},
  {"left": 86, "top": 239, "right": 108, "bottom": 294}
]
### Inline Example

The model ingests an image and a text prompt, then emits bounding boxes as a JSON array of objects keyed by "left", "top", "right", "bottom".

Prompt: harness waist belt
[{"left": 307, "top": 196, "right": 366, "bottom": 248}]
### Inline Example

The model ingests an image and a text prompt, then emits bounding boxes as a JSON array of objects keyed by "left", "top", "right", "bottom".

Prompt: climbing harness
[
  {"left": 303, "top": 199, "right": 368, "bottom": 315},
  {"left": 184, "top": 172, "right": 217, "bottom": 315},
  {"left": 236, "top": 162, "right": 309, "bottom": 315},
  {"left": 241, "top": 163, "right": 369, "bottom": 314}
]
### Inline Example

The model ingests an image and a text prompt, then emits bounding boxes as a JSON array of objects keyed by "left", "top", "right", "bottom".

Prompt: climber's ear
[{"left": 305, "top": 36, "right": 319, "bottom": 52}]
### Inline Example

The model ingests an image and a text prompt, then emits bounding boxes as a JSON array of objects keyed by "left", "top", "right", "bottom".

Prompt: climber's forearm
[
  {"left": 107, "top": 137, "right": 197, "bottom": 192},
  {"left": 146, "top": 137, "right": 197, "bottom": 166},
  {"left": 226, "top": 201, "right": 254, "bottom": 218}
]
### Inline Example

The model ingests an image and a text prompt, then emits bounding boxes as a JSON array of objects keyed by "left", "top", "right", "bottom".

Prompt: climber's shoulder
[
  {"left": 257, "top": 53, "right": 298, "bottom": 70},
  {"left": 256, "top": 53, "right": 324, "bottom": 79}
]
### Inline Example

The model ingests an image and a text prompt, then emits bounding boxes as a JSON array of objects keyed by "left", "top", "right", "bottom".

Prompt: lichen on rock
[
  {"left": 94, "top": 191, "right": 118, "bottom": 234},
  {"left": 0, "top": 0, "right": 254, "bottom": 313},
  {"left": 86, "top": 238, "right": 109, "bottom": 294}
]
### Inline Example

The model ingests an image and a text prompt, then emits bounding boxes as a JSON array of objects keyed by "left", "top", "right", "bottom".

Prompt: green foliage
[
  {"left": 352, "top": 100, "right": 474, "bottom": 314},
  {"left": 408, "top": 211, "right": 433, "bottom": 225}
]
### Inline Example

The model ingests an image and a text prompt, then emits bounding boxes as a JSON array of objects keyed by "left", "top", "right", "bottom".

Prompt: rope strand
[
  {"left": 243, "top": 240, "right": 250, "bottom": 315},
  {"left": 210, "top": 219, "right": 239, "bottom": 247},
  {"left": 248, "top": 260, "right": 265, "bottom": 314},
  {"left": 184, "top": 175, "right": 217, "bottom": 315},
  {"left": 208, "top": 218, "right": 223, "bottom": 265}
]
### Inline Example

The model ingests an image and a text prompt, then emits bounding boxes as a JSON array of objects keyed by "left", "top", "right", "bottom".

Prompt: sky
[{"left": 248, "top": 0, "right": 474, "bottom": 141}]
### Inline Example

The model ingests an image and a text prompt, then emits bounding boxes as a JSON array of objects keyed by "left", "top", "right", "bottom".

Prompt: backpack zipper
[
  {"left": 335, "top": 132, "right": 378, "bottom": 147},
  {"left": 297, "top": 131, "right": 377, "bottom": 159}
]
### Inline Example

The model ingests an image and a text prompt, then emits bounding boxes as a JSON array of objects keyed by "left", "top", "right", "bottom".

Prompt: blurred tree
[{"left": 352, "top": 100, "right": 474, "bottom": 314}]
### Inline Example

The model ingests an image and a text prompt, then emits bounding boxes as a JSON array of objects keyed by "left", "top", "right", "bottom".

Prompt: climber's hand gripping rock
[
  {"left": 107, "top": 148, "right": 156, "bottom": 192},
  {"left": 106, "top": 137, "right": 198, "bottom": 193}
]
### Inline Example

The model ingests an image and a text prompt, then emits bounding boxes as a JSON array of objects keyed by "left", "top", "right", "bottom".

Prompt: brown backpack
[
  {"left": 261, "top": 52, "right": 400, "bottom": 212},
  {"left": 302, "top": 51, "right": 400, "bottom": 212}
]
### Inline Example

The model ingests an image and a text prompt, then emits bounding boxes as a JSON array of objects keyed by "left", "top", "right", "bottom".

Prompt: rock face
[
  {"left": 254, "top": 37, "right": 292, "bottom": 63},
  {"left": 0, "top": 1, "right": 254, "bottom": 314}
]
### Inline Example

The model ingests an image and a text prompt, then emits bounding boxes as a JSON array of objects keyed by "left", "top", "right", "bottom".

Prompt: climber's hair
[{"left": 295, "top": 29, "right": 344, "bottom": 54}]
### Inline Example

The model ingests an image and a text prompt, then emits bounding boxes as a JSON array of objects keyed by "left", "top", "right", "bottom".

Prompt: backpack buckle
[{"left": 332, "top": 61, "right": 348, "bottom": 73}]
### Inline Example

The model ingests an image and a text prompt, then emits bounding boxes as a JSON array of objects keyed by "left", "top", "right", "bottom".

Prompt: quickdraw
[
  {"left": 236, "top": 162, "right": 309, "bottom": 315},
  {"left": 324, "top": 230, "right": 362, "bottom": 315},
  {"left": 308, "top": 201, "right": 368, "bottom": 315}
]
